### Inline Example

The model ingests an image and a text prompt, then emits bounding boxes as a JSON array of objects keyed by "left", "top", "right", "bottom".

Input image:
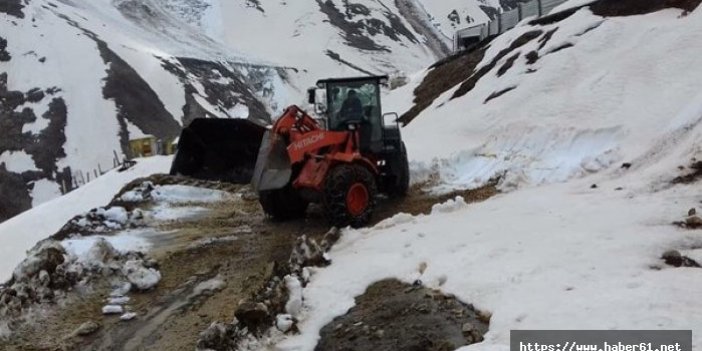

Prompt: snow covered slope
[
  {"left": 395, "top": 5, "right": 702, "bottom": 192},
  {"left": 0, "top": 0, "right": 506, "bottom": 222},
  {"left": 275, "top": 3, "right": 702, "bottom": 350}
]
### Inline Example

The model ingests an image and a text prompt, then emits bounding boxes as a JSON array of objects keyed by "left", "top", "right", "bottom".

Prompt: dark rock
[
  {"left": 234, "top": 301, "right": 269, "bottom": 333},
  {"left": 685, "top": 215, "right": 702, "bottom": 228},
  {"left": 25, "top": 88, "right": 45, "bottom": 103},
  {"left": 525, "top": 50, "right": 539, "bottom": 64},
  {"left": 314, "top": 279, "right": 488, "bottom": 351},
  {"left": 662, "top": 250, "right": 701, "bottom": 268},
  {"left": 0, "top": 1, "right": 24, "bottom": 19}
]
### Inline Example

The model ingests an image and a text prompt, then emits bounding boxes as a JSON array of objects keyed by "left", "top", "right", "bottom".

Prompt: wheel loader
[{"left": 171, "top": 75, "right": 409, "bottom": 228}]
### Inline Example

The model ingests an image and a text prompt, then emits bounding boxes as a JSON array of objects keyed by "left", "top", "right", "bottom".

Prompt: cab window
[{"left": 327, "top": 80, "right": 380, "bottom": 131}]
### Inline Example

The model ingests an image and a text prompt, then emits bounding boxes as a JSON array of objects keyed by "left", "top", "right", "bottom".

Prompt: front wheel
[{"left": 323, "top": 164, "right": 378, "bottom": 228}]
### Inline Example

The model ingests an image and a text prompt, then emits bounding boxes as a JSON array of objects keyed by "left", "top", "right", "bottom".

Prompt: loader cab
[{"left": 309, "top": 75, "right": 397, "bottom": 154}]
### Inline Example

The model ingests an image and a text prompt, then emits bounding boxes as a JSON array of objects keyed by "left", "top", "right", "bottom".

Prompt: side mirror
[{"left": 382, "top": 112, "right": 400, "bottom": 128}]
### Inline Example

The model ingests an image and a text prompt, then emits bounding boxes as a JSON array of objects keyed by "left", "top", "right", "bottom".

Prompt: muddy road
[{"left": 1, "top": 175, "right": 496, "bottom": 351}]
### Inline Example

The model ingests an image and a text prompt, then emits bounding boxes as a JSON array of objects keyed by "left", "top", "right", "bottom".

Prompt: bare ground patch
[{"left": 314, "top": 279, "right": 490, "bottom": 351}]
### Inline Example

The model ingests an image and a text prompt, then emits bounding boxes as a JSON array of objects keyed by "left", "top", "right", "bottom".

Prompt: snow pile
[{"left": 0, "top": 237, "right": 161, "bottom": 335}]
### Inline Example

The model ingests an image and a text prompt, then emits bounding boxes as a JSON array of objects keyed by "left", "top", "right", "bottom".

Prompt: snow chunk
[
  {"left": 228, "top": 103, "right": 249, "bottom": 119},
  {"left": 108, "top": 296, "right": 130, "bottom": 305},
  {"left": 101, "top": 207, "right": 129, "bottom": 225},
  {"left": 284, "top": 275, "right": 303, "bottom": 317},
  {"left": 120, "top": 312, "right": 137, "bottom": 321},
  {"left": 110, "top": 282, "right": 132, "bottom": 297},
  {"left": 102, "top": 305, "right": 124, "bottom": 315},
  {"left": 122, "top": 260, "right": 161, "bottom": 291},
  {"left": 276, "top": 314, "right": 295, "bottom": 333}
]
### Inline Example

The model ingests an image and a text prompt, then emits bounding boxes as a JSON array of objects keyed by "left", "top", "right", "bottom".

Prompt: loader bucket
[
  {"left": 251, "top": 131, "right": 293, "bottom": 192},
  {"left": 169, "top": 118, "right": 266, "bottom": 184}
]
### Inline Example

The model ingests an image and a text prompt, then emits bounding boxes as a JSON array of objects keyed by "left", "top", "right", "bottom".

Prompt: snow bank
[
  {"left": 401, "top": 8, "right": 702, "bottom": 191},
  {"left": 0, "top": 156, "right": 171, "bottom": 282},
  {"left": 279, "top": 177, "right": 702, "bottom": 350}
]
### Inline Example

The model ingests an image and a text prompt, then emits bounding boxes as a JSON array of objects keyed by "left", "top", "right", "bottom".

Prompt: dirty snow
[
  {"left": 0, "top": 156, "right": 171, "bottom": 282},
  {"left": 61, "top": 231, "right": 153, "bottom": 261},
  {"left": 193, "top": 276, "right": 226, "bottom": 296},
  {"left": 102, "top": 305, "right": 124, "bottom": 315},
  {"left": 122, "top": 259, "right": 162, "bottom": 291},
  {"left": 120, "top": 312, "right": 138, "bottom": 321}
]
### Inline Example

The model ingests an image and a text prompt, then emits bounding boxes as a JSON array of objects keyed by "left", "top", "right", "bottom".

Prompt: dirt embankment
[{"left": 315, "top": 279, "right": 490, "bottom": 351}]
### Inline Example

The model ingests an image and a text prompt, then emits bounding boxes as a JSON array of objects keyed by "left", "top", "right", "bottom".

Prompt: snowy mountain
[{"left": 0, "top": 0, "right": 505, "bottom": 223}]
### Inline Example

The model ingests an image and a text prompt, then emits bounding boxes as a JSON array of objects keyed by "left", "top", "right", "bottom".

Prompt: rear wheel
[
  {"left": 259, "top": 185, "right": 308, "bottom": 221},
  {"left": 323, "top": 164, "right": 377, "bottom": 228}
]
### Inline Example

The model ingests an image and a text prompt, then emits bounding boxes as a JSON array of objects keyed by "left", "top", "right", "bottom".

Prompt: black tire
[
  {"left": 323, "top": 164, "right": 378, "bottom": 228},
  {"left": 259, "top": 185, "right": 308, "bottom": 221},
  {"left": 387, "top": 142, "right": 410, "bottom": 198}
]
